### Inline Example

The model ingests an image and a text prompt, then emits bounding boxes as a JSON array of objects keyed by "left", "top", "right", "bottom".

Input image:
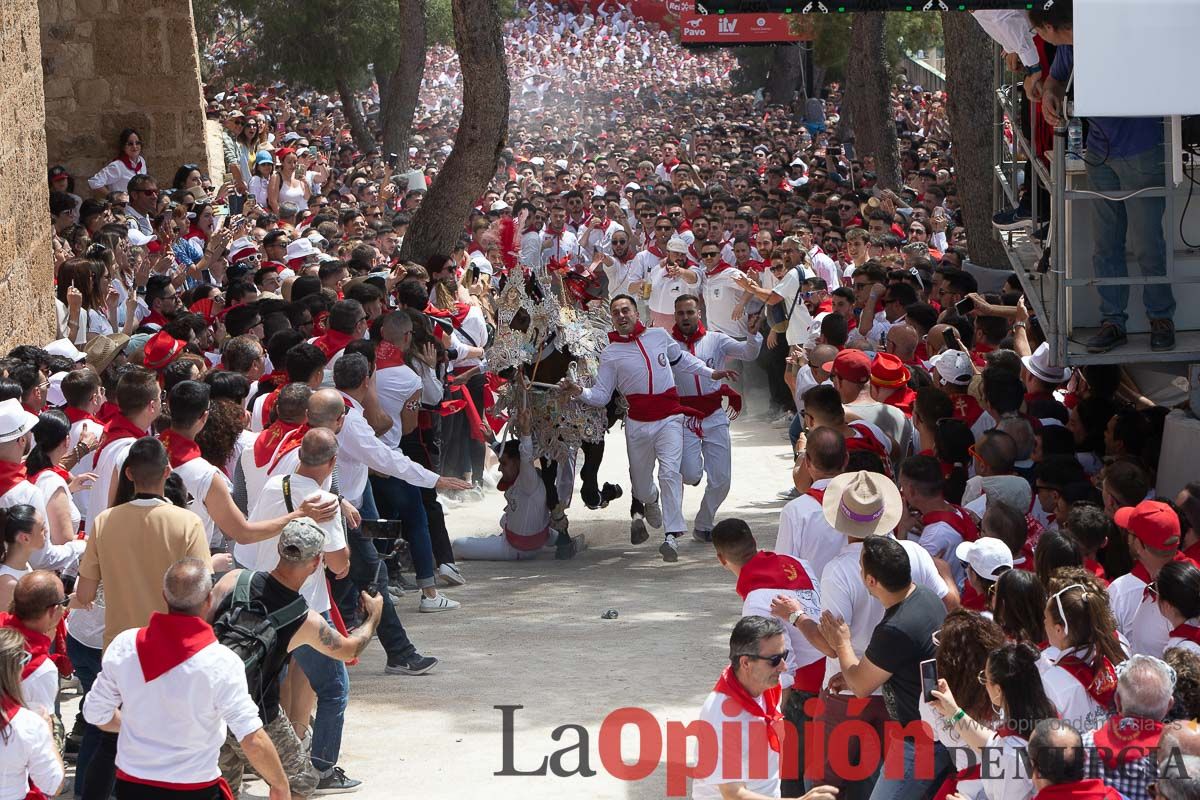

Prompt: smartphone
[
  {"left": 387, "top": 152, "right": 399, "bottom": 168},
  {"left": 920, "top": 658, "right": 938, "bottom": 702},
  {"left": 322, "top": 135, "right": 333, "bottom": 150},
  {"left": 828, "top": 145, "right": 842, "bottom": 157},
  {"left": 955, "top": 297, "right": 976, "bottom": 315},
  {"left": 360, "top": 519, "right": 404, "bottom": 538}
]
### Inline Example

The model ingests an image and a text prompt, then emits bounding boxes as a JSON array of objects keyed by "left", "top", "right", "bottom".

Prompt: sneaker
[
  {"left": 777, "top": 486, "right": 800, "bottom": 500},
  {"left": 692, "top": 529, "right": 712, "bottom": 543},
  {"left": 479, "top": 468, "right": 500, "bottom": 490},
  {"left": 771, "top": 412, "right": 795, "bottom": 429},
  {"left": 385, "top": 654, "right": 439, "bottom": 675},
  {"left": 437, "top": 562, "right": 467, "bottom": 586},
  {"left": 555, "top": 532, "right": 586, "bottom": 560},
  {"left": 992, "top": 204, "right": 1033, "bottom": 231},
  {"left": 630, "top": 516, "right": 649, "bottom": 545},
  {"left": 314, "top": 766, "right": 362, "bottom": 794},
  {"left": 1150, "top": 318, "right": 1176, "bottom": 351},
  {"left": 643, "top": 497, "right": 663, "bottom": 529},
  {"left": 1085, "top": 323, "right": 1128, "bottom": 354},
  {"left": 659, "top": 535, "right": 679, "bottom": 563},
  {"left": 418, "top": 593, "right": 461, "bottom": 613}
]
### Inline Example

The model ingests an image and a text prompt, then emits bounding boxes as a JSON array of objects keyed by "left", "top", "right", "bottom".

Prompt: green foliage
[
  {"left": 808, "top": 11, "right": 942, "bottom": 83},
  {"left": 884, "top": 11, "right": 942, "bottom": 67}
]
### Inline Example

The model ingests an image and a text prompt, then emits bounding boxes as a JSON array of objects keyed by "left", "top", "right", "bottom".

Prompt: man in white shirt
[
  {"left": 60, "top": 368, "right": 106, "bottom": 517},
  {"left": 776, "top": 427, "right": 848, "bottom": 579},
  {"left": 697, "top": 243, "right": 752, "bottom": 340},
  {"left": 670, "top": 296, "right": 761, "bottom": 541},
  {"left": 83, "top": 558, "right": 290, "bottom": 800},
  {"left": 645, "top": 237, "right": 701, "bottom": 329},
  {"left": 538, "top": 203, "right": 582, "bottom": 273},
  {"left": 734, "top": 237, "right": 814, "bottom": 348},
  {"left": 692, "top": 615, "right": 839, "bottom": 800},
  {"left": 898, "top": 455, "right": 979, "bottom": 589},
  {"left": 87, "top": 368, "right": 159, "bottom": 535},
  {"left": 559, "top": 295, "right": 735, "bottom": 562},
  {"left": 1108, "top": 500, "right": 1193, "bottom": 657},
  {"left": 1, "top": 571, "right": 67, "bottom": 714}
]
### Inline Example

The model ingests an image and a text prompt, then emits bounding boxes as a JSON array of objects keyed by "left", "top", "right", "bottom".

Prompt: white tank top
[{"left": 278, "top": 178, "right": 308, "bottom": 211}]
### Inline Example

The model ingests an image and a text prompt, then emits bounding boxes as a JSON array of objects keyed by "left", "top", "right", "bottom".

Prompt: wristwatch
[{"left": 788, "top": 610, "right": 803, "bottom": 626}]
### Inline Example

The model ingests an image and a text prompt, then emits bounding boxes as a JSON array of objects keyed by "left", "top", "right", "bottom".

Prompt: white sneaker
[
  {"left": 479, "top": 468, "right": 500, "bottom": 490},
  {"left": 419, "top": 593, "right": 461, "bottom": 613},
  {"left": 643, "top": 498, "right": 663, "bottom": 529},
  {"left": 438, "top": 563, "right": 467, "bottom": 586},
  {"left": 659, "top": 535, "right": 679, "bottom": 563}
]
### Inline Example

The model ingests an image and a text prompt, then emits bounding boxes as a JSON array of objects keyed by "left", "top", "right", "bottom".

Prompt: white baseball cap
[
  {"left": 44, "top": 338, "right": 86, "bottom": 363},
  {"left": 666, "top": 237, "right": 689, "bottom": 254},
  {"left": 954, "top": 537, "right": 1013, "bottom": 581},
  {"left": 929, "top": 349, "right": 973, "bottom": 386}
]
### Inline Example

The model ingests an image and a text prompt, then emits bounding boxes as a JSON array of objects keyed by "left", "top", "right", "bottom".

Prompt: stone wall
[
  {"left": 40, "top": 0, "right": 211, "bottom": 190},
  {"left": 0, "top": 0, "right": 57, "bottom": 350}
]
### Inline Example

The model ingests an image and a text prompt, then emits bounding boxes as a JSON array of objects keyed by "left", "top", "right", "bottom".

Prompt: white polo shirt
[
  {"left": 0, "top": 706, "right": 63, "bottom": 800},
  {"left": 1109, "top": 569, "right": 1172, "bottom": 657},
  {"left": 775, "top": 479, "right": 843, "bottom": 578},
  {"left": 691, "top": 689, "right": 780, "bottom": 799}
]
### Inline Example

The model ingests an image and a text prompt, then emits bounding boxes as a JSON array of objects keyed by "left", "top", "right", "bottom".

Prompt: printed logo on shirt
[{"left": 657, "top": 353, "right": 668, "bottom": 367}]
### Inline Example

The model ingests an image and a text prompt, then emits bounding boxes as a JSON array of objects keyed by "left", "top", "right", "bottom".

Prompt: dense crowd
[{"left": 6, "top": 0, "right": 1197, "bottom": 798}]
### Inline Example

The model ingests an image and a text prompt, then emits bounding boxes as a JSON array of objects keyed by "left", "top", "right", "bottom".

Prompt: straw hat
[
  {"left": 83, "top": 334, "right": 130, "bottom": 375},
  {"left": 822, "top": 470, "right": 903, "bottom": 538}
]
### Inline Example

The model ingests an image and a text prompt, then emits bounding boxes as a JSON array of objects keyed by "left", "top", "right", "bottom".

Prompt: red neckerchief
[
  {"left": 922, "top": 505, "right": 979, "bottom": 543},
  {"left": 880, "top": 384, "right": 917, "bottom": 417},
  {"left": 253, "top": 420, "right": 301, "bottom": 469},
  {"left": 312, "top": 329, "right": 355, "bottom": 360},
  {"left": 134, "top": 611, "right": 217, "bottom": 683},
  {"left": 970, "top": 342, "right": 996, "bottom": 368},
  {"left": 609, "top": 321, "right": 647, "bottom": 344},
  {"left": 1170, "top": 622, "right": 1200, "bottom": 646},
  {"left": 712, "top": 666, "right": 783, "bottom": 752},
  {"left": 1132, "top": 551, "right": 1200, "bottom": 600},
  {"left": 311, "top": 310, "right": 329, "bottom": 336},
  {"left": 186, "top": 223, "right": 208, "bottom": 243},
  {"left": 31, "top": 466, "right": 71, "bottom": 485},
  {"left": 159, "top": 429, "right": 202, "bottom": 469},
  {"left": 951, "top": 393, "right": 984, "bottom": 427},
  {"left": 1084, "top": 558, "right": 1108, "bottom": 584},
  {"left": 22, "top": 401, "right": 44, "bottom": 416},
  {"left": 425, "top": 302, "right": 471, "bottom": 328},
  {"left": 63, "top": 406, "right": 101, "bottom": 427},
  {"left": 0, "top": 612, "right": 50, "bottom": 679},
  {"left": 269, "top": 423, "right": 310, "bottom": 473},
  {"left": 670, "top": 322, "right": 706, "bottom": 348},
  {"left": 1091, "top": 715, "right": 1164, "bottom": 769},
  {"left": 256, "top": 370, "right": 288, "bottom": 394},
  {"left": 119, "top": 154, "right": 144, "bottom": 173},
  {"left": 1055, "top": 651, "right": 1117, "bottom": 708},
  {"left": 960, "top": 581, "right": 988, "bottom": 611},
  {"left": 705, "top": 260, "right": 734, "bottom": 278},
  {"left": 376, "top": 340, "right": 407, "bottom": 370},
  {"left": 735, "top": 551, "right": 814, "bottom": 599},
  {"left": 645, "top": 244, "right": 665, "bottom": 259},
  {"left": 806, "top": 487, "right": 826, "bottom": 505},
  {"left": 142, "top": 309, "right": 170, "bottom": 328},
  {"left": 259, "top": 386, "right": 282, "bottom": 429},
  {"left": 0, "top": 461, "right": 28, "bottom": 498},
  {"left": 1033, "top": 780, "right": 1123, "bottom": 800}
]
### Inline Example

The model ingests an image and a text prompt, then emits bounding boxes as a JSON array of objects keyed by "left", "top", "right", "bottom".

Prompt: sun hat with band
[
  {"left": 1114, "top": 500, "right": 1181, "bottom": 551},
  {"left": 822, "top": 469, "right": 903, "bottom": 538},
  {"left": 1021, "top": 341, "right": 1071, "bottom": 385},
  {"left": 84, "top": 333, "right": 130, "bottom": 375},
  {"left": 0, "top": 398, "right": 39, "bottom": 444},
  {"left": 141, "top": 330, "right": 186, "bottom": 371},
  {"left": 870, "top": 352, "right": 910, "bottom": 388}
]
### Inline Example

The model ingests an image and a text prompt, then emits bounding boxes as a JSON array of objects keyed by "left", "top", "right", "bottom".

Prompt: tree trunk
[
  {"left": 336, "top": 77, "right": 374, "bottom": 154},
  {"left": 843, "top": 14, "right": 900, "bottom": 190},
  {"left": 400, "top": 0, "right": 509, "bottom": 264},
  {"left": 378, "top": 0, "right": 427, "bottom": 170},
  {"left": 941, "top": 11, "right": 1008, "bottom": 268},
  {"left": 765, "top": 45, "right": 801, "bottom": 105}
]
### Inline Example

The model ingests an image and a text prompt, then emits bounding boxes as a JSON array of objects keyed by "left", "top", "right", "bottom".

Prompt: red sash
[
  {"left": 94, "top": 414, "right": 147, "bottom": 466},
  {"left": 922, "top": 505, "right": 979, "bottom": 544},
  {"left": 712, "top": 666, "right": 783, "bottom": 752},
  {"left": 0, "top": 461, "right": 28, "bottom": 498},
  {"left": 1055, "top": 652, "right": 1117, "bottom": 709},
  {"left": 268, "top": 424, "right": 310, "bottom": 473},
  {"left": 312, "top": 329, "right": 355, "bottom": 360},
  {"left": 679, "top": 385, "right": 742, "bottom": 419},
  {"left": 134, "top": 612, "right": 217, "bottom": 683},
  {"left": 1091, "top": 715, "right": 1163, "bottom": 769},
  {"left": 625, "top": 388, "right": 704, "bottom": 426},
  {"left": 115, "top": 771, "right": 234, "bottom": 800},
  {"left": 158, "top": 429, "right": 202, "bottom": 469},
  {"left": 1033, "top": 779, "right": 1123, "bottom": 800},
  {"left": 254, "top": 420, "right": 301, "bottom": 469}
]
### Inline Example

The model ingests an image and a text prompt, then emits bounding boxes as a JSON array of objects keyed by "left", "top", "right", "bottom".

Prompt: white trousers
[
  {"left": 452, "top": 533, "right": 540, "bottom": 561},
  {"left": 681, "top": 415, "right": 732, "bottom": 534},
  {"left": 554, "top": 447, "right": 577, "bottom": 510},
  {"left": 626, "top": 415, "right": 685, "bottom": 534}
]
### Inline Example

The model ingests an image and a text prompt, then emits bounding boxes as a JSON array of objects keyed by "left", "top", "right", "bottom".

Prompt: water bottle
[{"left": 1066, "top": 117, "right": 1084, "bottom": 166}]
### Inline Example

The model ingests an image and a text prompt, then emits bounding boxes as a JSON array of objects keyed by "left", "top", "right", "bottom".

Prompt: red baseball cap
[
  {"left": 822, "top": 349, "right": 871, "bottom": 383},
  {"left": 1114, "top": 500, "right": 1180, "bottom": 551}
]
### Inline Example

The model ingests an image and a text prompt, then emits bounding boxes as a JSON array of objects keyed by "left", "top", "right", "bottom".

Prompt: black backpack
[{"left": 212, "top": 570, "right": 308, "bottom": 702}]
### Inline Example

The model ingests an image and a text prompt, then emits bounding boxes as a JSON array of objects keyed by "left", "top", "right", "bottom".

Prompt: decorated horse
[{"left": 486, "top": 272, "right": 624, "bottom": 557}]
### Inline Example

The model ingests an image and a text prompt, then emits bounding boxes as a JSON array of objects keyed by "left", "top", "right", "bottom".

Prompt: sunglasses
[
  {"left": 745, "top": 650, "right": 790, "bottom": 667},
  {"left": 701, "top": 252, "right": 720, "bottom": 258},
  {"left": 49, "top": 596, "right": 70, "bottom": 610},
  {"left": 825, "top": 238, "right": 844, "bottom": 246},
  {"left": 655, "top": 225, "right": 674, "bottom": 231}
]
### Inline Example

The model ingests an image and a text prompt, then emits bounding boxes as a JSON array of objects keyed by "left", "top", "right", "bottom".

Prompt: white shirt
[
  {"left": 1109, "top": 570, "right": 1172, "bottom": 657},
  {"left": 174, "top": 456, "right": 229, "bottom": 548},
  {"left": 448, "top": 305, "right": 489, "bottom": 370},
  {"left": 578, "top": 327, "right": 713, "bottom": 409},
  {"left": 909, "top": 520, "right": 966, "bottom": 588},
  {"left": 818, "top": 538, "right": 948, "bottom": 693},
  {"left": 0, "top": 706, "right": 64, "bottom": 800},
  {"left": 538, "top": 227, "right": 582, "bottom": 272},
  {"left": 770, "top": 267, "right": 815, "bottom": 346},
  {"left": 700, "top": 267, "right": 751, "bottom": 338},
  {"left": 1, "top": 480, "right": 82, "bottom": 572},
  {"left": 501, "top": 436, "right": 551, "bottom": 538},
  {"left": 602, "top": 253, "right": 644, "bottom": 300},
  {"left": 672, "top": 330, "right": 761, "bottom": 428},
  {"left": 87, "top": 437, "right": 138, "bottom": 536},
  {"left": 741, "top": 566, "right": 824, "bottom": 690},
  {"left": 691, "top": 689, "right": 780, "bottom": 799},
  {"left": 1039, "top": 649, "right": 1111, "bottom": 733},
  {"left": 808, "top": 246, "right": 841, "bottom": 290},
  {"left": 67, "top": 416, "right": 104, "bottom": 517},
  {"left": 34, "top": 469, "right": 81, "bottom": 538},
  {"left": 775, "top": 479, "right": 842, "bottom": 578},
  {"left": 83, "top": 626, "right": 263, "bottom": 784},
  {"left": 972, "top": 10, "right": 1040, "bottom": 68},
  {"left": 647, "top": 261, "right": 702, "bottom": 316},
  {"left": 336, "top": 394, "right": 439, "bottom": 505},
  {"left": 376, "top": 363, "right": 423, "bottom": 449},
  {"left": 87, "top": 158, "right": 146, "bottom": 194},
  {"left": 238, "top": 473, "right": 343, "bottom": 613},
  {"left": 21, "top": 657, "right": 58, "bottom": 716}
]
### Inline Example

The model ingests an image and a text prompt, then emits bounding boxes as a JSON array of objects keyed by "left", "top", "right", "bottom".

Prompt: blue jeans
[
  {"left": 867, "top": 737, "right": 952, "bottom": 800},
  {"left": 369, "top": 473, "right": 436, "bottom": 589},
  {"left": 67, "top": 634, "right": 103, "bottom": 798},
  {"left": 1085, "top": 146, "right": 1174, "bottom": 330},
  {"left": 292, "top": 624, "right": 349, "bottom": 774},
  {"left": 789, "top": 411, "right": 805, "bottom": 450}
]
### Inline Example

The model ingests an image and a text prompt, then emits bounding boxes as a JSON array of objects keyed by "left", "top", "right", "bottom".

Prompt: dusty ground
[
  {"left": 61, "top": 413, "right": 796, "bottom": 800},
  {"left": 337, "top": 415, "right": 795, "bottom": 800}
]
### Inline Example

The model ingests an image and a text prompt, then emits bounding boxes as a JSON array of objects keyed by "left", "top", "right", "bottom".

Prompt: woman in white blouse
[
  {"left": 0, "top": 506, "right": 46, "bottom": 619},
  {"left": 27, "top": 411, "right": 93, "bottom": 547},
  {"left": 1156, "top": 559, "right": 1200, "bottom": 656},
  {"left": 930, "top": 642, "right": 1058, "bottom": 800},
  {"left": 86, "top": 128, "right": 147, "bottom": 195},
  {"left": 0, "top": 629, "right": 64, "bottom": 800}
]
